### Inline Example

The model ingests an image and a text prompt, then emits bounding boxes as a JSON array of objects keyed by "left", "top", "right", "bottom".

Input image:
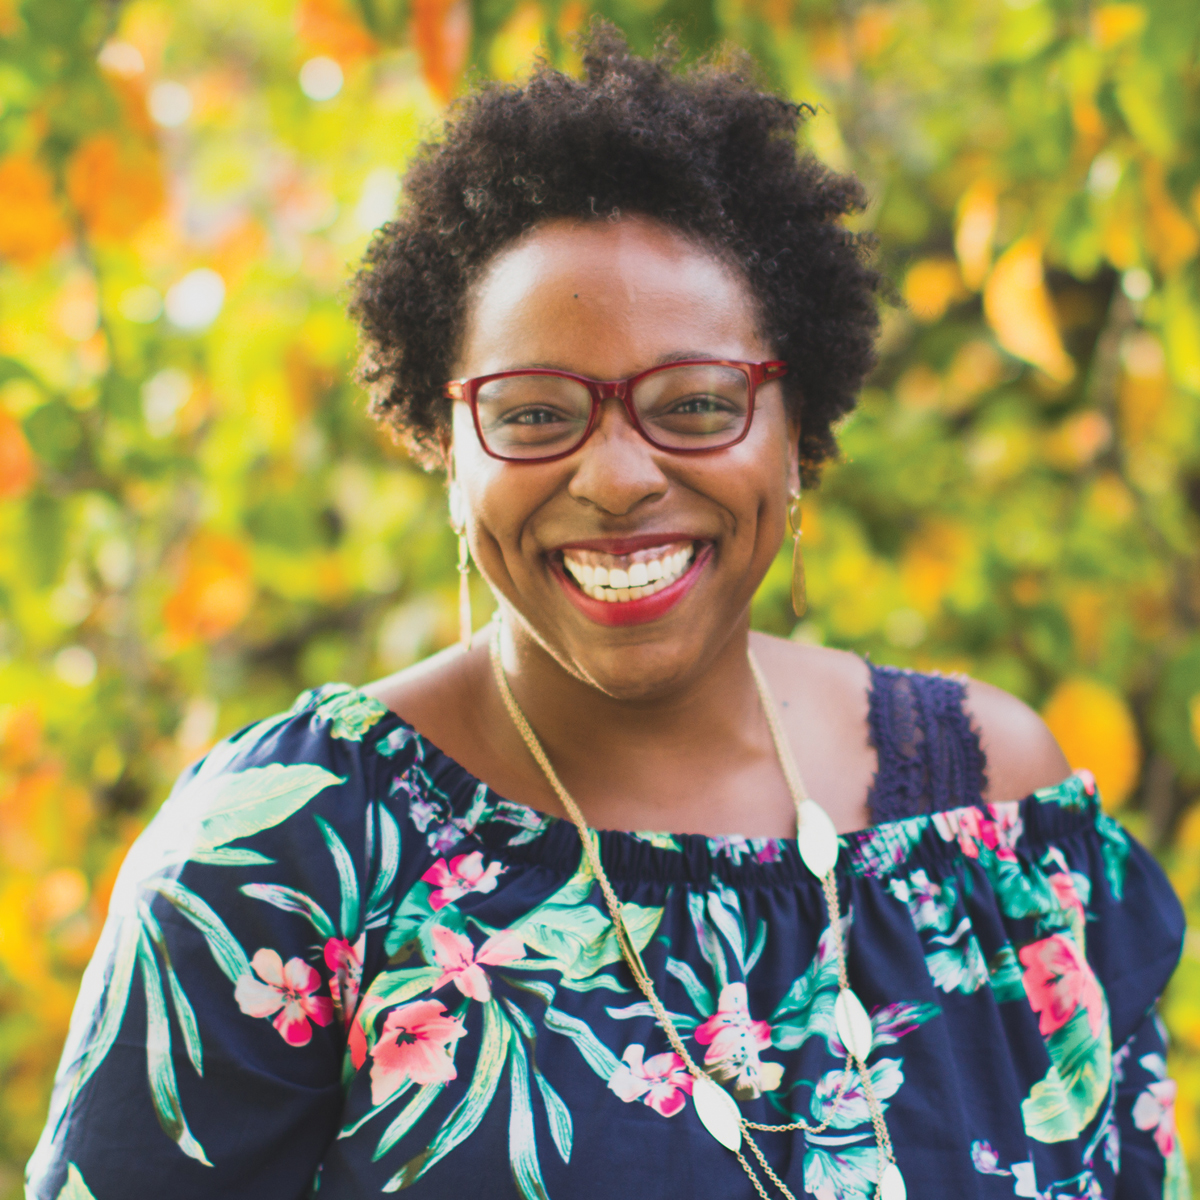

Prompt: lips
[{"left": 551, "top": 538, "right": 711, "bottom": 626}]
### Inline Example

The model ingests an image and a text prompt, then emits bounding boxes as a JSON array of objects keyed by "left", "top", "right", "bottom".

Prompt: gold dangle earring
[
  {"left": 449, "top": 482, "right": 472, "bottom": 649},
  {"left": 788, "top": 491, "right": 806, "bottom": 618}
]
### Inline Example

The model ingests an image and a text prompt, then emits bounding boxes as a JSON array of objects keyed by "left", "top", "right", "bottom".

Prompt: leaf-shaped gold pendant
[
  {"left": 880, "top": 1162, "right": 906, "bottom": 1200},
  {"left": 796, "top": 798, "right": 839, "bottom": 878},
  {"left": 835, "top": 988, "right": 873, "bottom": 1060},
  {"left": 693, "top": 1075, "right": 742, "bottom": 1151}
]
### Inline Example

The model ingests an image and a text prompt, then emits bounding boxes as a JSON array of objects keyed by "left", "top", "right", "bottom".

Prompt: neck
[{"left": 484, "top": 610, "right": 787, "bottom": 835}]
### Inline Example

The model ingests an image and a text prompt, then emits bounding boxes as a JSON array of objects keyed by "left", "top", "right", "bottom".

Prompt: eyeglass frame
[{"left": 443, "top": 358, "right": 789, "bottom": 464}]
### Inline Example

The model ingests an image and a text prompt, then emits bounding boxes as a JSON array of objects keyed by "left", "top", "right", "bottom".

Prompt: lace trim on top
[{"left": 865, "top": 661, "right": 989, "bottom": 823}]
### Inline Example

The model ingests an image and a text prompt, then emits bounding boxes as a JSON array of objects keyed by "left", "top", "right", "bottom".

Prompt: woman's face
[{"left": 449, "top": 215, "right": 798, "bottom": 701}]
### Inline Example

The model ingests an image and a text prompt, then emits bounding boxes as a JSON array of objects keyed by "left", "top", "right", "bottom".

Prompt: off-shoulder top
[{"left": 27, "top": 665, "right": 1187, "bottom": 1200}]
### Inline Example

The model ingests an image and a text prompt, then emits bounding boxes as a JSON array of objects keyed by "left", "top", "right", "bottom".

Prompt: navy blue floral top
[{"left": 28, "top": 666, "right": 1187, "bottom": 1200}]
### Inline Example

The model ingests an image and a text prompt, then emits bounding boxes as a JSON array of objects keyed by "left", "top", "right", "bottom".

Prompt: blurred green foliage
[{"left": 1, "top": 0, "right": 1198, "bottom": 1192}]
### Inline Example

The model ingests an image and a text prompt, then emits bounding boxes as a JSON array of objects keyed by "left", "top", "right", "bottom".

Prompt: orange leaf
[
  {"left": 1042, "top": 678, "right": 1141, "bottom": 809},
  {"left": 162, "top": 532, "right": 255, "bottom": 646},
  {"left": 413, "top": 0, "right": 471, "bottom": 102},
  {"left": 983, "top": 237, "right": 1076, "bottom": 383},
  {"left": 1090, "top": 3, "right": 1147, "bottom": 49},
  {"left": 66, "top": 134, "right": 164, "bottom": 241},
  {"left": 0, "top": 155, "right": 70, "bottom": 266},
  {"left": 0, "top": 408, "right": 36, "bottom": 499},
  {"left": 1141, "top": 161, "right": 1200, "bottom": 276},
  {"left": 296, "top": 0, "right": 379, "bottom": 61}
]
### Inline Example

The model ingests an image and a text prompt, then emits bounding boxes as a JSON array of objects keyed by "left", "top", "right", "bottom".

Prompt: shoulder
[{"left": 962, "top": 676, "right": 1072, "bottom": 803}]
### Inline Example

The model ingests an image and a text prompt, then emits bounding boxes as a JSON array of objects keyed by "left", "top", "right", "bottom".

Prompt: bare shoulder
[
  {"left": 963, "top": 677, "right": 1072, "bottom": 802},
  {"left": 749, "top": 631, "right": 870, "bottom": 709}
]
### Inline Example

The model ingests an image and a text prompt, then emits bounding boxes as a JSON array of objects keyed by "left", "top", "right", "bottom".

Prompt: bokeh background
[{"left": 1, "top": 0, "right": 1199, "bottom": 1191}]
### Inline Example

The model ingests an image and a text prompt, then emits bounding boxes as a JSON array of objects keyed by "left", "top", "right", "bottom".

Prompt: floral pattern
[
  {"left": 234, "top": 948, "right": 335, "bottom": 1046},
  {"left": 27, "top": 684, "right": 1187, "bottom": 1200}
]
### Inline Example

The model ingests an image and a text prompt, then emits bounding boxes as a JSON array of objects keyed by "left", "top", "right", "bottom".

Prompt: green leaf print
[
  {"left": 316, "top": 815, "right": 361, "bottom": 937},
  {"left": 533, "top": 1069, "right": 573, "bottom": 1165},
  {"left": 311, "top": 686, "right": 389, "bottom": 740},
  {"left": 510, "top": 881, "right": 661, "bottom": 982},
  {"left": 687, "top": 891, "right": 729, "bottom": 990},
  {"left": 385, "top": 881, "right": 436, "bottom": 959},
  {"left": 55, "top": 1164, "right": 97, "bottom": 1200},
  {"left": 138, "top": 900, "right": 203, "bottom": 1075},
  {"left": 987, "top": 945, "right": 1026, "bottom": 1004},
  {"left": 508, "top": 1028, "right": 552, "bottom": 1200},
  {"left": 770, "top": 917, "right": 844, "bottom": 1053},
  {"left": 1096, "top": 813, "right": 1130, "bottom": 901},
  {"left": 543, "top": 1007, "right": 621, "bottom": 1081},
  {"left": 366, "top": 805, "right": 402, "bottom": 923},
  {"left": 985, "top": 857, "right": 1054, "bottom": 922},
  {"left": 187, "top": 848, "right": 275, "bottom": 868},
  {"left": 149, "top": 879, "right": 251, "bottom": 982},
  {"left": 373, "top": 1082, "right": 447, "bottom": 1162},
  {"left": 189, "top": 764, "right": 345, "bottom": 854},
  {"left": 240, "top": 883, "right": 337, "bottom": 940},
  {"left": 384, "top": 999, "right": 511, "bottom": 1191},
  {"left": 665, "top": 958, "right": 716, "bottom": 1017},
  {"left": 1021, "top": 1007, "right": 1113, "bottom": 1143},
  {"left": 137, "top": 927, "right": 212, "bottom": 1166}
]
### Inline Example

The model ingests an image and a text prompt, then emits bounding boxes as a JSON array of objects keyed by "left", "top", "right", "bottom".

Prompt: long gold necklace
[{"left": 488, "top": 625, "right": 905, "bottom": 1200}]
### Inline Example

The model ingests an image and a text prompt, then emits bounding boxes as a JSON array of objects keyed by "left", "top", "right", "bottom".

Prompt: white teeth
[{"left": 565, "top": 544, "right": 697, "bottom": 604}]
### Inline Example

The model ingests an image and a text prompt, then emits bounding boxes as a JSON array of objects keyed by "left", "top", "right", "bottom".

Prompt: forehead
[{"left": 456, "top": 216, "right": 769, "bottom": 377}]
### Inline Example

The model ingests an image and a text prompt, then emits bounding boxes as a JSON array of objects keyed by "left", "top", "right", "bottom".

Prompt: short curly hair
[{"left": 350, "top": 23, "right": 881, "bottom": 482}]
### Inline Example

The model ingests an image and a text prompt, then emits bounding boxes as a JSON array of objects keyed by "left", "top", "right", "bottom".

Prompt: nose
[{"left": 565, "top": 396, "right": 669, "bottom": 515}]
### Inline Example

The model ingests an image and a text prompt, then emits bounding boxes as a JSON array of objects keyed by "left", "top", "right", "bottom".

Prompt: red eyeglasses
[{"left": 443, "top": 359, "right": 788, "bottom": 463}]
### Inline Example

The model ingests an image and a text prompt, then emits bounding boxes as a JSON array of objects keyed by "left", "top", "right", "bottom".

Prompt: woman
[{"left": 29, "top": 28, "right": 1185, "bottom": 1200}]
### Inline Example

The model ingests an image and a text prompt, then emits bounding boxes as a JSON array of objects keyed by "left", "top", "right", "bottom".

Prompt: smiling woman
[{"left": 28, "top": 23, "right": 1186, "bottom": 1200}]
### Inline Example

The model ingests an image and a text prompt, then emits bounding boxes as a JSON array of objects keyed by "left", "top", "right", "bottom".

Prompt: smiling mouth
[{"left": 559, "top": 541, "right": 697, "bottom": 603}]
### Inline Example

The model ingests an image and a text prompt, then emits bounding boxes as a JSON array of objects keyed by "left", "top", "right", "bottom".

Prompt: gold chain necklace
[{"left": 487, "top": 625, "right": 906, "bottom": 1200}]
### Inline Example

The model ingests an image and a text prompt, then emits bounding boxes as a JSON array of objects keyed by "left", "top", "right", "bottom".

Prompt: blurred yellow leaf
[
  {"left": 163, "top": 532, "right": 256, "bottom": 646},
  {"left": 1089, "top": 4, "right": 1147, "bottom": 49},
  {"left": 1118, "top": 331, "right": 1168, "bottom": 445},
  {"left": 490, "top": 3, "right": 545, "bottom": 82},
  {"left": 1190, "top": 694, "right": 1200, "bottom": 752},
  {"left": 984, "top": 237, "right": 1076, "bottom": 383},
  {"left": 903, "top": 257, "right": 966, "bottom": 322},
  {"left": 955, "top": 180, "right": 998, "bottom": 290},
  {"left": 1042, "top": 678, "right": 1141, "bottom": 809},
  {"left": 0, "top": 155, "right": 70, "bottom": 266},
  {"left": 0, "top": 409, "right": 36, "bottom": 499},
  {"left": 900, "top": 521, "right": 972, "bottom": 618},
  {"left": 66, "top": 134, "right": 164, "bottom": 241},
  {"left": 943, "top": 339, "right": 1005, "bottom": 412}
]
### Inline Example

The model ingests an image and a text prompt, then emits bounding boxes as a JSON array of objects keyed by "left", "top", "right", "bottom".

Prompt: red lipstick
[{"left": 552, "top": 544, "right": 712, "bottom": 626}]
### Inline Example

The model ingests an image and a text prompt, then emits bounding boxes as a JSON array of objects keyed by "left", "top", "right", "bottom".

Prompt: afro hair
[{"left": 350, "top": 22, "right": 881, "bottom": 483}]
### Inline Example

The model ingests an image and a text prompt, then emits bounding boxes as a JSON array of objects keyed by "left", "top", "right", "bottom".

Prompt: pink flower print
[
  {"left": 1132, "top": 1054, "right": 1179, "bottom": 1158},
  {"left": 421, "top": 851, "right": 505, "bottom": 911},
  {"left": 1048, "top": 873, "right": 1086, "bottom": 927},
  {"left": 937, "top": 803, "right": 1023, "bottom": 861},
  {"left": 1019, "top": 933, "right": 1105, "bottom": 1039},
  {"left": 369, "top": 999, "right": 467, "bottom": 1104},
  {"left": 324, "top": 934, "right": 365, "bottom": 1028},
  {"left": 608, "top": 1044, "right": 695, "bottom": 1117},
  {"left": 430, "top": 925, "right": 524, "bottom": 1002},
  {"left": 234, "top": 948, "right": 335, "bottom": 1047},
  {"left": 694, "top": 982, "right": 784, "bottom": 1099}
]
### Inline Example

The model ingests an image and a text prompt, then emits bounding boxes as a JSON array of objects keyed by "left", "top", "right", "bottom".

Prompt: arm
[
  {"left": 26, "top": 689, "right": 403, "bottom": 1200},
  {"left": 963, "top": 677, "right": 1072, "bottom": 802}
]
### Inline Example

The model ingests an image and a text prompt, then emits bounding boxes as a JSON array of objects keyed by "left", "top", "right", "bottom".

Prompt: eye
[
  {"left": 500, "top": 406, "right": 570, "bottom": 426},
  {"left": 669, "top": 394, "right": 733, "bottom": 415}
]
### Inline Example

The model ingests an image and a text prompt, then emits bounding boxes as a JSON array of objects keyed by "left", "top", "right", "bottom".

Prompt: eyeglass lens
[{"left": 474, "top": 363, "right": 752, "bottom": 459}]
